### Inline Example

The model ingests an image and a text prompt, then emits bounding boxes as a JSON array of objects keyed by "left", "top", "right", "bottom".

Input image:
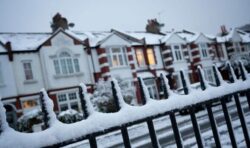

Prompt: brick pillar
[{"left": 97, "top": 48, "right": 111, "bottom": 81}]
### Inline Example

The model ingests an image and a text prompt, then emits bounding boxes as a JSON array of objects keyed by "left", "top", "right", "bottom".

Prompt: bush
[{"left": 58, "top": 109, "right": 83, "bottom": 124}]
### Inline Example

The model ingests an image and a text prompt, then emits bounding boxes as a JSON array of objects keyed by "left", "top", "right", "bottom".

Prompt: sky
[{"left": 0, "top": 0, "right": 250, "bottom": 34}]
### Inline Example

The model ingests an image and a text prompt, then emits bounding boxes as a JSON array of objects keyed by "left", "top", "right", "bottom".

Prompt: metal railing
[{"left": 0, "top": 62, "right": 250, "bottom": 148}]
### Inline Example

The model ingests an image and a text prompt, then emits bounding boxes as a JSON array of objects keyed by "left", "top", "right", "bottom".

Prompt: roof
[
  {"left": 125, "top": 32, "right": 164, "bottom": 45},
  {"left": 216, "top": 28, "right": 249, "bottom": 43},
  {"left": 177, "top": 30, "right": 215, "bottom": 43}
]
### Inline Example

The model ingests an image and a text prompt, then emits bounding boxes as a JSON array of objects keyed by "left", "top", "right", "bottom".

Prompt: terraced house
[{"left": 0, "top": 14, "right": 250, "bottom": 128}]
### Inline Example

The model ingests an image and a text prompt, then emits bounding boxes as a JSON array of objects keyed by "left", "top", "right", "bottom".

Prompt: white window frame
[
  {"left": 107, "top": 47, "right": 128, "bottom": 68},
  {"left": 144, "top": 79, "right": 159, "bottom": 100},
  {"left": 199, "top": 43, "right": 209, "bottom": 58},
  {"left": 57, "top": 92, "right": 81, "bottom": 112},
  {"left": 22, "top": 60, "right": 34, "bottom": 81},
  {"left": 171, "top": 44, "right": 184, "bottom": 61},
  {"left": 204, "top": 67, "right": 214, "bottom": 83},
  {"left": 53, "top": 51, "right": 81, "bottom": 76}
]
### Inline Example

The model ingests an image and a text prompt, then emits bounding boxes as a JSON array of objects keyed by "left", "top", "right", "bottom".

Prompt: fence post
[
  {"left": 138, "top": 77, "right": 159, "bottom": 148},
  {"left": 79, "top": 83, "right": 97, "bottom": 148},
  {"left": 111, "top": 79, "right": 131, "bottom": 148},
  {"left": 180, "top": 70, "right": 189, "bottom": 95},
  {"left": 219, "top": 62, "right": 238, "bottom": 147},
  {"left": 234, "top": 62, "right": 250, "bottom": 147},
  {"left": 160, "top": 73, "right": 169, "bottom": 99},
  {"left": 0, "top": 100, "right": 9, "bottom": 135}
]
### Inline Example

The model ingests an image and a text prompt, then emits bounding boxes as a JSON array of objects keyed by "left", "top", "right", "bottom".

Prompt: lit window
[
  {"left": 0, "top": 63, "right": 4, "bottom": 85},
  {"left": 57, "top": 92, "right": 80, "bottom": 112},
  {"left": 21, "top": 98, "right": 40, "bottom": 113},
  {"left": 171, "top": 44, "right": 183, "bottom": 61},
  {"left": 199, "top": 43, "right": 208, "bottom": 58},
  {"left": 23, "top": 62, "right": 34, "bottom": 80},
  {"left": 53, "top": 51, "right": 81, "bottom": 75},
  {"left": 136, "top": 49, "right": 146, "bottom": 67},
  {"left": 147, "top": 48, "right": 156, "bottom": 65},
  {"left": 107, "top": 47, "right": 128, "bottom": 67}
]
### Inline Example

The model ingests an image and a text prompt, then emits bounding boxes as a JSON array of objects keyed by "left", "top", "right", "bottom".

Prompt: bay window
[
  {"left": 107, "top": 47, "right": 128, "bottom": 67},
  {"left": 147, "top": 48, "right": 156, "bottom": 65},
  {"left": 57, "top": 92, "right": 81, "bottom": 112},
  {"left": 53, "top": 51, "right": 80, "bottom": 75},
  {"left": 136, "top": 48, "right": 146, "bottom": 67}
]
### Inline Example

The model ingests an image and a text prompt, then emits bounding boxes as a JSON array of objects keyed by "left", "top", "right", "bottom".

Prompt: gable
[
  {"left": 51, "top": 32, "right": 76, "bottom": 47},
  {"left": 194, "top": 34, "right": 212, "bottom": 43},
  {"left": 230, "top": 30, "right": 242, "bottom": 42},
  {"left": 100, "top": 33, "right": 131, "bottom": 47},
  {"left": 164, "top": 34, "right": 186, "bottom": 44}
]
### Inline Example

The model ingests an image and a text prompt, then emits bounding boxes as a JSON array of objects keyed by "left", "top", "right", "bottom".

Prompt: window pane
[
  {"left": 147, "top": 48, "right": 155, "bottom": 65},
  {"left": 73, "top": 59, "right": 80, "bottom": 72},
  {"left": 53, "top": 60, "right": 60, "bottom": 74},
  {"left": 22, "top": 100, "right": 38, "bottom": 109},
  {"left": 112, "top": 55, "right": 119, "bottom": 66},
  {"left": 70, "top": 102, "right": 79, "bottom": 111},
  {"left": 112, "top": 48, "right": 121, "bottom": 53},
  {"left": 58, "top": 94, "right": 67, "bottom": 102},
  {"left": 60, "top": 59, "right": 68, "bottom": 74},
  {"left": 60, "top": 52, "right": 71, "bottom": 57},
  {"left": 66, "top": 59, "right": 74, "bottom": 74},
  {"left": 68, "top": 93, "right": 77, "bottom": 100},
  {"left": 118, "top": 54, "right": 124, "bottom": 65},
  {"left": 23, "top": 62, "right": 33, "bottom": 80},
  {"left": 122, "top": 48, "right": 128, "bottom": 65},
  {"left": 60, "top": 104, "right": 68, "bottom": 111},
  {"left": 136, "top": 49, "right": 146, "bottom": 67}
]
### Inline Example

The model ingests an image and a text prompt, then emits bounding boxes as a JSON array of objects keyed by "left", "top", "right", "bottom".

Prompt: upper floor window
[
  {"left": 107, "top": 47, "right": 128, "bottom": 67},
  {"left": 23, "top": 61, "right": 34, "bottom": 80},
  {"left": 171, "top": 44, "right": 183, "bottom": 61},
  {"left": 0, "top": 63, "right": 4, "bottom": 85},
  {"left": 147, "top": 48, "right": 156, "bottom": 65},
  {"left": 234, "top": 42, "right": 241, "bottom": 53},
  {"left": 136, "top": 48, "right": 146, "bottom": 67},
  {"left": 53, "top": 51, "right": 80, "bottom": 75},
  {"left": 199, "top": 43, "right": 208, "bottom": 58}
]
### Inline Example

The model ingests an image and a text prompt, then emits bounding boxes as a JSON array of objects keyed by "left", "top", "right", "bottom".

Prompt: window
[
  {"left": 204, "top": 68, "right": 214, "bottom": 83},
  {"left": 21, "top": 98, "right": 40, "bottom": 113},
  {"left": 234, "top": 42, "right": 241, "bottom": 53},
  {"left": 135, "top": 49, "right": 146, "bottom": 67},
  {"left": 107, "top": 47, "right": 128, "bottom": 67},
  {"left": 0, "top": 63, "right": 4, "bottom": 85},
  {"left": 53, "top": 51, "right": 80, "bottom": 75},
  {"left": 144, "top": 79, "right": 159, "bottom": 100},
  {"left": 171, "top": 45, "right": 183, "bottom": 61},
  {"left": 147, "top": 48, "right": 156, "bottom": 65},
  {"left": 23, "top": 62, "right": 34, "bottom": 80},
  {"left": 57, "top": 92, "right": 80, "bottom": 112},
  {"left": 199, "top": 43, "right": 208, "bottom": 58}
]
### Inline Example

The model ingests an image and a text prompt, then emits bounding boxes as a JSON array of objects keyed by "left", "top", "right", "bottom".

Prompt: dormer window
[
  {"left": 199, "top": 43, "right": 208, "bottom": 58},
  {"left": 53, "top": 51, "right": 80, "bottom": 75}
]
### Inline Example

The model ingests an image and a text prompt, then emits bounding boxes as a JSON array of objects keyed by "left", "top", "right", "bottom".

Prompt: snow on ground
[{"left": 63, "top": 96, "right": 250, "bottom": 148}]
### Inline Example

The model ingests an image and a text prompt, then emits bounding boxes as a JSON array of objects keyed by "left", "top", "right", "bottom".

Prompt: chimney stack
[{"left": 220, "top": 25, "right": 228, "bottom": 35}]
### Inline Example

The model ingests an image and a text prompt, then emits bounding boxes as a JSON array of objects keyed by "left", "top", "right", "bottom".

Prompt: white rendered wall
[
  {"left": 0, "top": 55, "right": 18, "bottom": 98},
  {"left": 39, "top": 32, "right": 94, "bottom": 90}
]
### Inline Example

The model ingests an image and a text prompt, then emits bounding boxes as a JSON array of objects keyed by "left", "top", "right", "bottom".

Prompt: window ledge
[
  {"left": 23, "top": 80, "right": 38, "bottom": 84},
  {"left": 173, "top": 60, "right": 186, "bottom": 64},
  {"left": 54, "top": 72, "right": 84, "bottom": 79}
]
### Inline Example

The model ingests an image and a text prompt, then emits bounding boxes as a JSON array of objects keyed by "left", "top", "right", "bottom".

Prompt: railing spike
[
  {"left": 79, "top": 83, "right": 95, "bottom": 119},
  {"left": 238, "top": 61, "right": 248, "bottom": 81},
  {"left": 111, "top": 78, "right": 127, "bottom": 111},
  {"left": 138, "top": 77, "right": 151, "bottom": 105},
  {"left": 160, "top": 73, "right": 173, "bottom": 99},
  {"left": 180, "top": 70, "right": 189, "bottom": 94},
  {"left": 0, "top": 99, "right": 9, "bottom": 134},
  {"left": 212, "top": 64, "right": 224, "bottom": 86},
  {"left": 226, "top": 61, "right": 237, "bottom": 83},
  {"left": 39, "top": 89, "right": 57, "bottom": 129},
  {"left": 197, "top": 66, "right": 207, "bottom": 90}
]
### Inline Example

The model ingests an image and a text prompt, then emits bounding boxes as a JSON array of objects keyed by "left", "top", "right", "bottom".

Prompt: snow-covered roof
[
  {"left": 137, "top": 71, "right": 154, "bottom": 79},
  {"left": 216, "top": 28, "right": 247, "bottom": 43},
  {"left": 237, "top": 30, "right": 250, "bottom": 43},
  {"left": 126, "top": 32, "right": 164, "bottom": 45},
  {"left": 0, "top": 33, "right": 50, "bottom": 51}
]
